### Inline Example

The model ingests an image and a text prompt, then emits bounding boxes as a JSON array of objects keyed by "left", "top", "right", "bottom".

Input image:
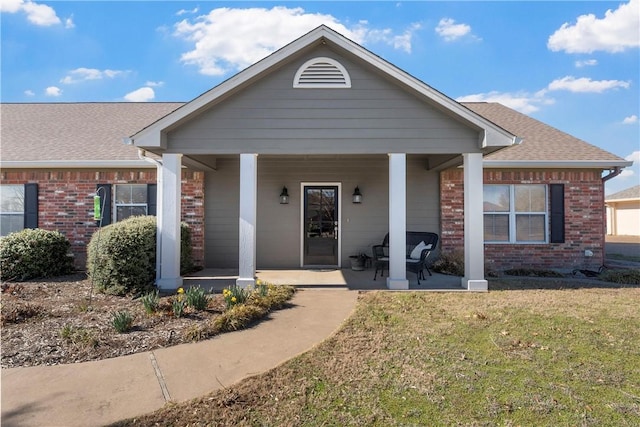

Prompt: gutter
[
  {"left": 0, "top": 160, "right": 155, "bottom": 169},
  {"left": 484, "top": 160, "right": 633, "bottom": 169},
  {"left": 602, "top": 166, "right": 623, "bottom": 183}
]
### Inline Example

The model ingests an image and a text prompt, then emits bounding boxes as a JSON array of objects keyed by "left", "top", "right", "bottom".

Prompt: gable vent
[{"left": 293, "top": 57, "right": 351, "bottom": 88}]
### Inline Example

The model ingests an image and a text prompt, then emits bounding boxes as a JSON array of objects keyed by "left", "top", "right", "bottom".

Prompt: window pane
[
  {"left": 515, "top": 185, "right": 545, "bottom": 212},
  {"left": 115, "top": 184, "right": 147, "bottom": 204},
  {"left": 1, "top": 185, "right": 24, "bottom": 213},
  {"left": 483, "top": 185, "right": 510, "bottom": 212},
  {"left": 116, "top": 206, "right": 147, "bottom": 221},
  {"left": 0, "top": 214, "right": 24, "bottom": 237},
  {"left": 484, "top": 214, "right": 509, "bottom": 241},
  {"left": 516, "top": 214, "right": 545, "bottom": 242}
]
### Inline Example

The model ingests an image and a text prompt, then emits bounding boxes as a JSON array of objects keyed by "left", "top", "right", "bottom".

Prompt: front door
[{"left": 303, "top": 185, "right": 339, "bottom": 266}]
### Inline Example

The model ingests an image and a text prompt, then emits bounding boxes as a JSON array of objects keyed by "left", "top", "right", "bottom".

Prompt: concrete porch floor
[{"left": 183, "top": 267, "right": 465, "bottom": 292}]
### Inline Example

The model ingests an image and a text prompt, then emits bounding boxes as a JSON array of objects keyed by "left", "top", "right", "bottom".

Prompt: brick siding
[
  {"left": 440, "top": 169, "right": 605, "bottom": 272},
  {"left": 0, "top": 169, "right": 205, "bottom": 269}
]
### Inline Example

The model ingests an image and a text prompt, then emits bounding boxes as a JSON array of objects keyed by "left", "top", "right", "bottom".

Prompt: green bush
[
  {"left": 86, "top": 216, "right": 195, "bottom": 296},
  {"left": 0, "top": 228, "right": 75, "bottom": 281}
]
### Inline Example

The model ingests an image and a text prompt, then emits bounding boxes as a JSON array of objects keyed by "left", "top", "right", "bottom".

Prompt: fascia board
[
  {"left": 605, "top": 197, "right": 639, "bottom": 203},
  {"left": 0, "top": 161, "right": 155, "bottom": 169},
  {"left": 484, "top": 160, "right": 634, "bottom": 168}
]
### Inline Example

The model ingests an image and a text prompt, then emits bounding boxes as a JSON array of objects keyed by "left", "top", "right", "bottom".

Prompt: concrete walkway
[{"left": 1, "top": 288, "right": 358, "bottom": 427}]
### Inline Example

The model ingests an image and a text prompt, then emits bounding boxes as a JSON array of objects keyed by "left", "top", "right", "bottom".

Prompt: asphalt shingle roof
[
  {"left": 1, "top": 103, "right": 182, "bottom": 162},
  {"left": 463, "top": 102, "right": 624, "bottom": 162},
  {"left": 606, "top": 185, "right": 640, "bottom": 201},
  {"left": 0, "top": 101, "right": 627, "bottom": 164}
]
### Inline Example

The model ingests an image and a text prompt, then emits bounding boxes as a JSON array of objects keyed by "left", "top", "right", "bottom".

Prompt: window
[
  {"left": 1, "top": 185, "right": 25, "bottom": 236},
  {"left": 96, "top": 183, "right": 156, "bottom": 226},
  {"left": 114, "top": 184, "right": 148, "bottom": 222},
  {"left": 484, "top": 184, "right": 547, "bottom": 243}
]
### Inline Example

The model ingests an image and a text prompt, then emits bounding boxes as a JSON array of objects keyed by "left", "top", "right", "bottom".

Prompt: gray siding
[
  {"left": 204, "top": 155, "right": 440, "bottom": 269},
  {"left": 167, "top": 46, "right": 480, "bottom": 155}
]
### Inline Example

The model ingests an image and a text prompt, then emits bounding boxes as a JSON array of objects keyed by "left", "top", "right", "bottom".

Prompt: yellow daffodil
[
  {"left": 177, "top": 287, "right": 184, "bottom": 294},
  {"left": 231, "top": 296, "right": 237, "bottom": 303}
]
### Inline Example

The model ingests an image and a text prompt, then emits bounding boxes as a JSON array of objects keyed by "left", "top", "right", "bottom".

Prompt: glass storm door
[{"left": 303, "top": 186, "right": 339, "bottom": 266}]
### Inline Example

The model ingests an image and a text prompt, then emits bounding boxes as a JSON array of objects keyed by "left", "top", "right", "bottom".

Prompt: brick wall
[
  {"left": 440, "top": 169, "right": 605, "bottom": 272},
  {"left": 0, "top": 169, "right": 205, "bottom": 269}
]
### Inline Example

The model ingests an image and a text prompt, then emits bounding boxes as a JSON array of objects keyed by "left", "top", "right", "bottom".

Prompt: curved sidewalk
[{"left": 1, "top": 288, "right": 358, "bottom": 427}]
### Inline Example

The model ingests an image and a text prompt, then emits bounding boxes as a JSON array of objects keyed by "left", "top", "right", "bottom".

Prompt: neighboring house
[
  {"left": 0, "top": 26, "right": 631, "bottom": 291},
  {"left": 606, "top": 185, "right": 640, "bottom": 236}
]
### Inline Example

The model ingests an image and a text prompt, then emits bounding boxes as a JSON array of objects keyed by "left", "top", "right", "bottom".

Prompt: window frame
[
  {"left": 113, "top": 184, "right": 148, "bottom": 222},
  {"left": 483, "top": 184, "right": 549, "bottom": 244},
  {"left": 0, "top": 184, "right": 25, "bottom": 236}
]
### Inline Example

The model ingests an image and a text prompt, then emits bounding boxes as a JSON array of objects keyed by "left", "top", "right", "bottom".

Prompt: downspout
[
  {"left": 600, "top": 167, "right": 622, "bottom": 263},
  {"left": 138, "top": 149, "right": 163, "bottom": 282}
]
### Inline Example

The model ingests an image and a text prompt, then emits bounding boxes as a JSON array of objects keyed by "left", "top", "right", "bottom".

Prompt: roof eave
[
  {"left": 0, "top": 160, "right": 155, "bottom": 169},
  {"left": 483, "top": 160, "right": 633, "bottom": 168}
]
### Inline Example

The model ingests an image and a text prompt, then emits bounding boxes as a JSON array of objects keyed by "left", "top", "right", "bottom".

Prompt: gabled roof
[
  {"left": 132, "top": 25, "right": 517, "bottom": 150},
  {"left": 606, "top": 185, "right": 640, "bottom": 202},
  {"left": 0, "top": 102, "right": 181, "bottom": 167},
  {"left": 464, "top": 102, "right": 630, "bottom": 168}
]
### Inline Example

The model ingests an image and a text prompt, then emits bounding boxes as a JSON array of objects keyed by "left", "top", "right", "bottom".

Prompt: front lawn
[{"left": 114, "top": 282, "right": 640, "bottom": 426}]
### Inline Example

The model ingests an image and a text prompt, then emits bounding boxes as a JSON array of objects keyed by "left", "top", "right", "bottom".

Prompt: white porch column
[
  {"left": 157, "top": 153, "right": 183, "bottom": 291},
  {"left": 387, "top": 153, "right": 408, "bottom": 290},
  {"left": 237, "top": 153, "right": 258, "bottom": 288},
  {"left": 462, "top": 152, "right": 487, "bottom": 291}
]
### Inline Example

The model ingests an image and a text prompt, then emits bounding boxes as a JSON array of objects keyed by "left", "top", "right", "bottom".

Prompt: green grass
[{"left": 113, "top": 285, "right": 640, "bottom": 426}]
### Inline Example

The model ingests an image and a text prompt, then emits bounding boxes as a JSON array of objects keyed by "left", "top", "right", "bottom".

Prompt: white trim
[
  {"left": 299, "top": 182, "right": 342, "bottom": 268},
  {"left": 293, "top": 57, "right": 351, "bottom": 88}
]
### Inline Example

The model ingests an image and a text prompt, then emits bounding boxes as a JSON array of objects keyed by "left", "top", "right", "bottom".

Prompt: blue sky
[{"left": 2, "top": 1, "right": 638, "bottom": 194}]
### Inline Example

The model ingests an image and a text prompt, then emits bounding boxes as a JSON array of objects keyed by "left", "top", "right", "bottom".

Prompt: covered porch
[{"left": 183, "top": 267, "right": 466, "bottom": 292}]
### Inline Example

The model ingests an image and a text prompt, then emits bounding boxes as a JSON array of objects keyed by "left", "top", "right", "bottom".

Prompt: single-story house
[
  {"left": 1, "top": 26, "right": 631, "bottom": 291},
  {"left": 606, "top": 185, "right": 640, "bottom": 236}
]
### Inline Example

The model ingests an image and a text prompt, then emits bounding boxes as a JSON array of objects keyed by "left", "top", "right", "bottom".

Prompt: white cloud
[
  {"left": 1, "top": 0, "right": 76, "bottom": 28},
  {"left": 124, "top": 87, "right": 155, "bottom": 102},
  {"left": 65, "top": 15, "right": 74, "bottom": 29},
  {"left": 173, "top": 6, "right": 420, "bottom": 76},
  {"left": 145, "top": 81, "right": 164, "bottom": 87},
  {"left": 435, "top": 18, "right": 478, "bottom": 42},
  {"left": 176, "top": 7, "right": 199, "bottom": 16},
  {"left": 0, "top": 0, "right": 23, "bottom": 13},
  {"left": 622, "top": 115, "right": 638, "bottom": 124},
  {"left": 548, "top": 0, "right": 640, "bottom": 54},
  {"left": 24, "top": 89, "right": 35, "bottom": 96},
  {"left": 547, "top": 76, "right": 630, "bottom": 93},
  {"left": 457, "top": 90, "right": 555, "bottom": 115},
  {"left": 575, "top": 59, "right": 597, "bottom": 68},
  {"left": 45, "top": 86, "right": 61, "bottom": 97},
  {"left": 626, "top": 151, "right": 640, "bottom": 164},
  {"left": 60, "top": 68, "right": 128, "bottom": 84}
]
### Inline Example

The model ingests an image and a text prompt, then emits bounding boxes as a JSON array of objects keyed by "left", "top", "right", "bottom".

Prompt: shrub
[
  {"left": 0, "top": 228, "right": 75, "bottom": 281},
  {"left": 86, "top": 216, "right": 195, "bottom": 296},
  {"left": 111, "top": 310, "right": 134, "bottom": 333},
  {"left": 1, "top": 301, "right": 45, "bottom": 325},
  {"left": 431, "top": 251, "right": 465, "bottom": 277},
  {"left": 600, "top": 269, "right": 640, "bottom": 285}
]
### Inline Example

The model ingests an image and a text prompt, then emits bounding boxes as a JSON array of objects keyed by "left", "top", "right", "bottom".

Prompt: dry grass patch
[{"left": 113, "top": 283, "right": 640, "bottom": 426}]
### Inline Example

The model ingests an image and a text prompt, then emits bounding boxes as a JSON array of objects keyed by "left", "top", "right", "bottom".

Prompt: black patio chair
[{"left": 372, "top": 244, "right": 389, "bottom": 280}]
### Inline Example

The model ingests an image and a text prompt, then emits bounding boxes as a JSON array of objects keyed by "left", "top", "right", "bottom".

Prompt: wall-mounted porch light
[
  {"left": 279, "top": 186, "right": 290, "bottom": 204},
  {"left": 352, "top": 186, "right": 362, "bottom": 204}
]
